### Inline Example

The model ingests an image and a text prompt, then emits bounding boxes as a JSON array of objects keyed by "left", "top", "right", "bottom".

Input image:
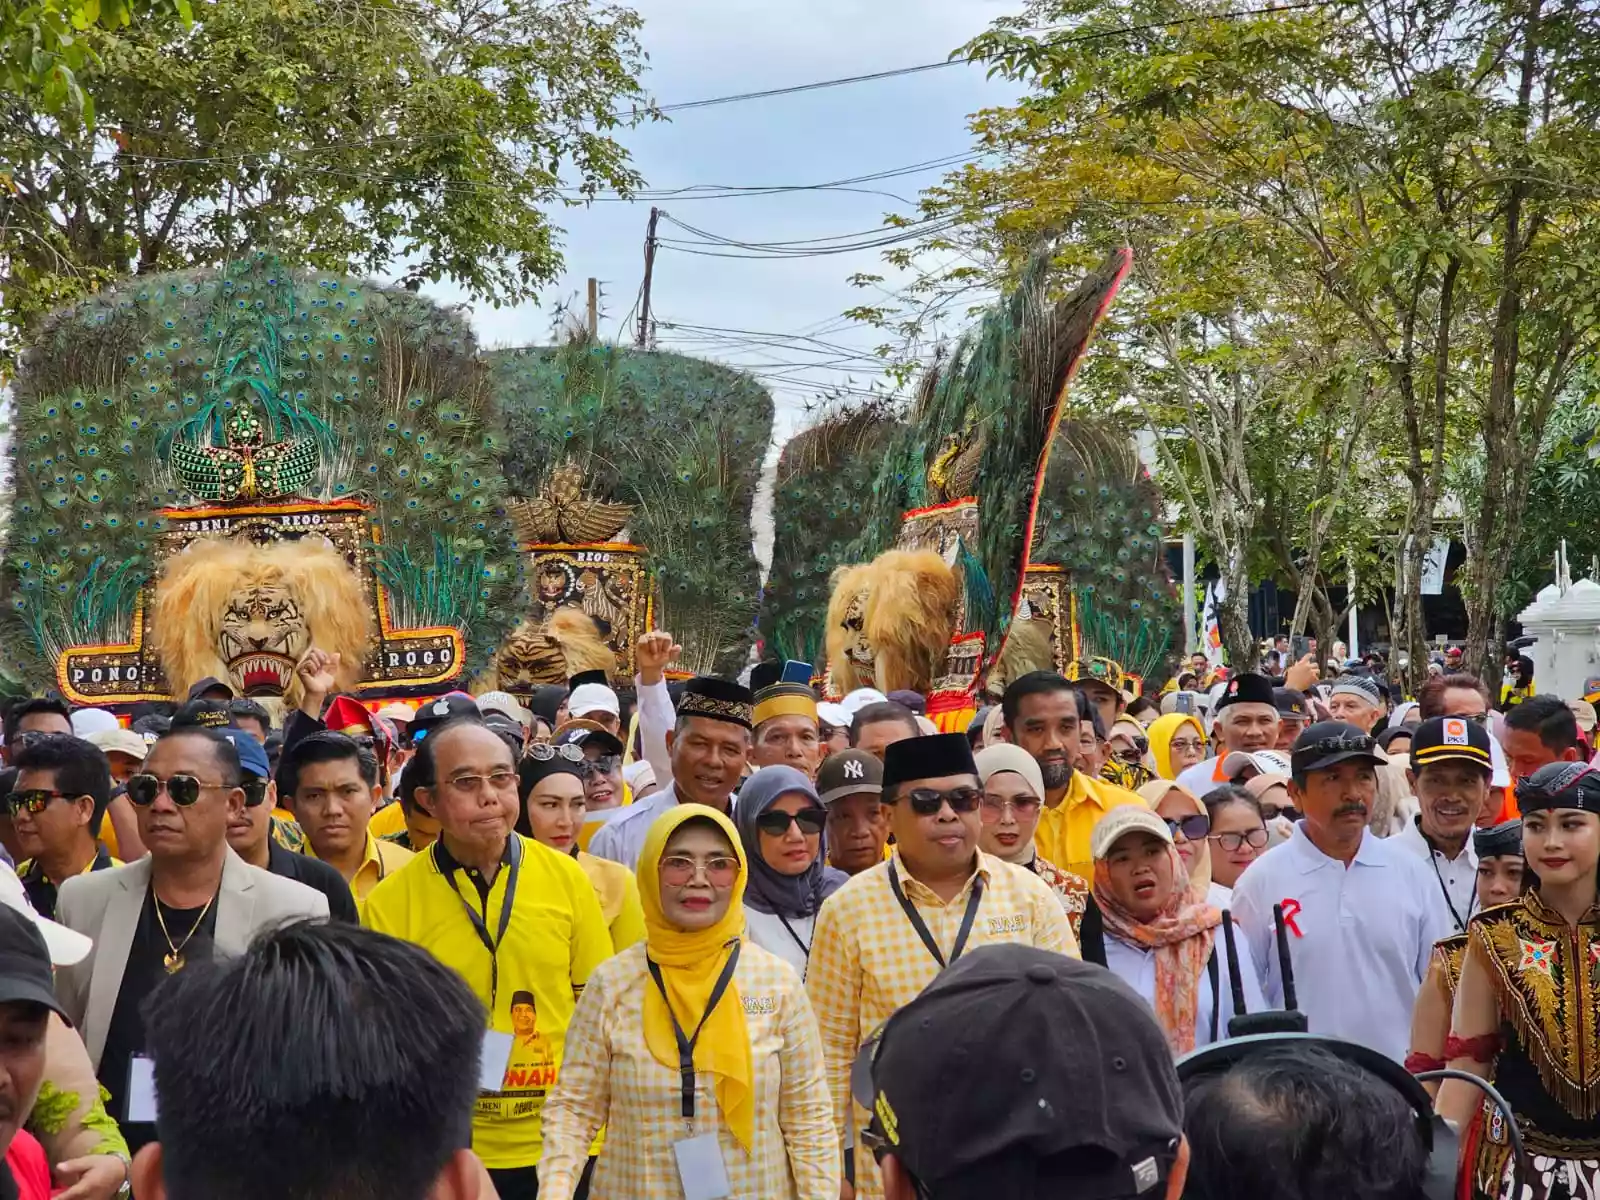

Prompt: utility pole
[
  {"left": 637, "top": 207, "right": 660, "bottom": 348},
  {"left": 586, "top": 278, "right": 599, "bottom": 340}
]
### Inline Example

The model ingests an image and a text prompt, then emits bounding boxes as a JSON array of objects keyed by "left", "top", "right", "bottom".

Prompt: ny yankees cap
[{"left": 817, "top": 749, "right": 883, "bottom": 805}]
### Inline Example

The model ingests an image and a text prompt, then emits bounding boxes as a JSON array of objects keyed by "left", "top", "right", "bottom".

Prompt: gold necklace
[{"left": 155, "top": 890, "right": 218, "bottom": 974}]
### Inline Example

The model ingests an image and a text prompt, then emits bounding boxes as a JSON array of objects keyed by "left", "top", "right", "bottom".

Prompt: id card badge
[
  {"left": 672, "top": 1133, "right": 731, "bottom": 1200},
  {"left": 479, "top": 1029, "right": 514, "bottom": 1093},
  {"left": 126, "top": 1054, "right": 159, "bottom": 1123}
]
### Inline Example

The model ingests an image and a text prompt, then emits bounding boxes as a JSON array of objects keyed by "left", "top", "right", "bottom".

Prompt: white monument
[{"left": 1516, "top": 542, "right": 1600, "bottom": 699}]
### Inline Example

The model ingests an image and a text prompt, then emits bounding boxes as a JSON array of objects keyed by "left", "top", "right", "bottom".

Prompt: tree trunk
[{"left": 1219, "top": 550, "right": 1257, "bottom": 671}]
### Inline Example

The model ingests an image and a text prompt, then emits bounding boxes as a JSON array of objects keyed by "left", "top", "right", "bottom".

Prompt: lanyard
[
  {"left": 887, "top": 859, "right": 983, "bottom": 970},
  {"left": 438, "top": 836, "right": 523, "bottom": 1010},
  {"left": 647, "top": 940, "right": 741, "bottom": 1122},
  {"left": 1427, "top": 840, "right": 1474, "bottom": 933},
  {"left": 775, "top": 912, "right": 812, "bottom": 962}
]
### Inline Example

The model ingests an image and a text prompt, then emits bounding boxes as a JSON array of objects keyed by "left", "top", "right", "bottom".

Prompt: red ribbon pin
[{"left": 1281, "top": 898, "right": 1303, "bottom": 938}]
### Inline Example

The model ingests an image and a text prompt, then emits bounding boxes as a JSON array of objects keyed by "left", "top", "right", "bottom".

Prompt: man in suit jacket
[{"left": 56, "top": 725, "right": 327, "bottom": 1155}]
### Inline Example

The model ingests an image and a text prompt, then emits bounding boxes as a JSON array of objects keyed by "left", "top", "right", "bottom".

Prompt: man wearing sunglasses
[
  {"left": 53, "top": 726, "right": 329, "bottom": 1155},
  {"left": 1230, "top": 722, "right": 1451, "bottom": 1063},
  {"left": 807, "top": 732, "right": 1077, "bottom": 1200},
  {"left": 9, "top": 734, "right": 117, "bottom": 920}
]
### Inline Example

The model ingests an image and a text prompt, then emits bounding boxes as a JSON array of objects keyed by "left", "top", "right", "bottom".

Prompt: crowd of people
[{"left": 0, "top": 632, "right": 1590, "bottom": 1198}]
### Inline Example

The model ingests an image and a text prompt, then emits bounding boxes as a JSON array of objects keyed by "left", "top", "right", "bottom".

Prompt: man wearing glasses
[
  {"left": 807, "top": 732, "right": 1076, "bottom": 1200},
  {"left": 8, "top": 734, "right": 116, "bottom": 920},
  {"left": 54, "top": 726, "right": 328, "bottom": 1154},
  {"left": 1230, "top": 722, "right": 1450, "bottom": 1063}
]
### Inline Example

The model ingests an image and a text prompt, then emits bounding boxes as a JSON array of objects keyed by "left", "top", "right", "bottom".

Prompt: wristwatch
[{"left": 111, "top": 1151, "right": 132, "bottom": 1199}]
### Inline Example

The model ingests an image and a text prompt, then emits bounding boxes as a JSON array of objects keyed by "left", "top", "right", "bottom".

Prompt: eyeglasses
[
  {"left": 755, "top": 809, "right": 826, "bottom": 837},
  {"left": 580, "top": 754, "right": 622, "bottom": 778},
  {"left": 526, "top": 743, "right": 584, "bottom": 763},
  {"left": 1169, "top": 738, "right": 1205, "bottom": 754},
  {"left": 892, "top": 786, "right": 983, "bottom": 816},
  {"left": 1454, "top": 712, "right": 1491, "bottom": 726},
  {"left": 979, "top": 794, "right": 1042, "bottom": 821},
  {"left": 1116, "top": 735, "right": 1150, "bottom": 756},
  {"left": 441, "top": 771, "right": 518, "bottom": 796},
  {"left": 127, "top": 774, "right": 231, "bottom": 807},
  {"left": 1164, "top": 813, "right": 1210, "bottom": 841},
  {"left": 6, "top": 789, "right": 72, "bottom": 817},
  {"left": 659, "top": 854, "right": 740, "bottom": 887},
  {"left": 1208, "top": 828, "right": 1269, "bottom": 852}
]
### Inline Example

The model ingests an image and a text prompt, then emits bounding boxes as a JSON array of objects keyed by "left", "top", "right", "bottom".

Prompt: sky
[{"left": 419, "top": 0, "right": 1023, "bottom": 446}]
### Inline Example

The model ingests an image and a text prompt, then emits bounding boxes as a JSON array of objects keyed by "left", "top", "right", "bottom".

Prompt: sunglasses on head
[
  {"left": 526, "top": 743, "right": 585, "bottom": 764},
  {"left": 893, "top": 786, "right": 983, "bottom": 816},
  {"left": 126, "top": 773, "right": 227, "bottom": 807},
  {"left": 755, "top": 809, "right": 826, "bottom": 837},
  {"left": 1164, "top": 813, "right": 1210, "bottom": 841}
]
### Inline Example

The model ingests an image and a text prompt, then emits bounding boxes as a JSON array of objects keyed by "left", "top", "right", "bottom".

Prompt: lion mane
[
  {"left": 150, "top": 537, "right": 371, "bottom": 705},
  {"left": 825, "top": 549, "right": 959, "bottom": 695}
]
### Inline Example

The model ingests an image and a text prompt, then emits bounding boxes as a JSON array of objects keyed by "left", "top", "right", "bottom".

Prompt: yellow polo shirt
[
  {"left": 368, "top": 801, "right": 407, "bottom": 840},
  {"left": 1032, "top": 770, "right": 1147, "bottom": 880},
  {"left": 310, "top": 832, "right": 414, "bottom": 916},
  {"left": 574, "top": 850, "right": 645, "bottom": 952},
  {"left": 363, "top": 834, "right": 612, "bottom": 1169}
]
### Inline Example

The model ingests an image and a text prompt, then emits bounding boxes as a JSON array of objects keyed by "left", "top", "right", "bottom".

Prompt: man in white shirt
[
  {"left": 1176, "top": 674, "right": 1281, "bottom": 797},
  {"left": 1395, "top": 716, "right": 1493, "bottom": 934},
  {"left": 1230, "top": 721, "right": 1451, "bottom": 1063},
  {"left": 589, "top": 631, "right": 751, "bottom": 870}
]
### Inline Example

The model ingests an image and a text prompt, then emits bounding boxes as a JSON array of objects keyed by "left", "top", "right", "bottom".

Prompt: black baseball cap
[
  {"left": 0, "top": 905, "right": 69, "bottom": 1022},
  {"left": 853, "top": 945, "right": 1182, "bottom": 1198},
  {"left": 1290, "top": 721, "right": 1385, "bottom": 776},
  {"left": 187, "top": 676, "right": 236, "bottom": 701},
  {"left": 409, "top": 693, "right": 481, "bottom": 741},
  {"left": 1273, "top": 687, "right": 1309, "bottom": 721},
  {"left": 553, "top": 720, "right": 625, "bottom": 758},
  {"left": 1409, "top": 716, "right": 1492, "bottom": 775}
]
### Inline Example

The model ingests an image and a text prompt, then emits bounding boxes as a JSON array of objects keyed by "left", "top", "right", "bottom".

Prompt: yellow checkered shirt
[
  {"left": 805, "top": 850, "right": 1079, "bottom": 1198},
  {"left": 539, "top": 940, "right": 841, "bottom": 1200}
]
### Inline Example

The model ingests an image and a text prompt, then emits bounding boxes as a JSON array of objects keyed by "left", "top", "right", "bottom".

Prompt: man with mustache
[
  {"left": 1397, "top": 717, "right": 1494, "bottom": 934},
  {"left": 53, "top": 726, "right": 329, "bottom": 1154},
  {"left": 1002, "top": 671, "right": 1144, "bottom": 880},
  {"left": 1230, "top": 721, "right": 1450, "bottom": 1063}
]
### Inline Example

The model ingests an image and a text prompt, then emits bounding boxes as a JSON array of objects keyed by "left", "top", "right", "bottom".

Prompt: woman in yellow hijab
[
  {"left": 539, "top": 804, "right": 840, "bottom": 1200},
  {"left": 1146, "top": 712, "right": 1208, "bottom": 781}
]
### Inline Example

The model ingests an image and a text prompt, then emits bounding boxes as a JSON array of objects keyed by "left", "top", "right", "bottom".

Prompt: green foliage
[
  {"left": 489, "top": 339, "right": 774, "bottom": 677},
  {"left": 0, "top": 0, "right": 189, "bottom": 124},
  {"left": 1, "top": 0, "right": 649, "bottom": 366},
  {"left": 2, "top": 255, "right": 523, "bottom": 684}
]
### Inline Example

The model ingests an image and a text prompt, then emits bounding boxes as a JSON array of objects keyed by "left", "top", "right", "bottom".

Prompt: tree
[
  {"left": 0, "top": 0, "right": 649, "bottom": 366},
  {"left": 1, "top": 0, "right": 188, "bottom": 124}
]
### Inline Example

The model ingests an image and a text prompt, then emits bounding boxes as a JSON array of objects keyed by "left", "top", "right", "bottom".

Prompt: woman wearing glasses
[
  {"left": 518, "top": 749, "right": 646, "bottom": 953},
  {"left": 730, "top": 767, "right": 845, "bottom": 980},
  {"left": 1146, "top": 712, "right": 1208, "bottom": 781},
  {"left": 539, "top": 805, "right": 839, "bottom": 1200},
  {"left": 975, "top": 744, "right": 1090, "bottom": 938},
  {"left": 1087, "top": 805, "right": 1264, "bottom": 1052},
  {"left": 1199, "top": 784, "right": 1270, "bottom": 894},
  {"left": 1137, "top": 780, "right": 1228, "bottom": 907}
]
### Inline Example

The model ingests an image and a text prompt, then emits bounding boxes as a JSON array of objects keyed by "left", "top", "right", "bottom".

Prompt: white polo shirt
[
  {"left": 1230, "top": 823, "right": 1451, "bottom": 1063},
  {"left": 1393, "top": 817, "right": 1479, "bottom": 935}
]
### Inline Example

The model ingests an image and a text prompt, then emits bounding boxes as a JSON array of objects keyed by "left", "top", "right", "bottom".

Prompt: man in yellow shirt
[
  {"left": 364, "top": 717, "right": 611, "bottom": 1200},
  {"left": 807, "top": 732, "right": 1076, "bottom": 1200},
  {"left": 280, "top": 731, "right": 413, "bottom": 915},
  {"left": 1002, "top": 671, "right": 1145, "bottom": 879}
]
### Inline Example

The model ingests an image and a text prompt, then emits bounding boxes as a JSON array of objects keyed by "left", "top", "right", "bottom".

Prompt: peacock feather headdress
[
  {"left": 2, "top": 253, "right": 524, "bottom": 693},
  {"left": 488, "top": 336, "right": 773, "bottom": 678}
]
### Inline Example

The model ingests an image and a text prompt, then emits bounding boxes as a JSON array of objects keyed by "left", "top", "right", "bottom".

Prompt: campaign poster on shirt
[{"left": 475, "top": 988, "right": 557, "bottom": 1121}]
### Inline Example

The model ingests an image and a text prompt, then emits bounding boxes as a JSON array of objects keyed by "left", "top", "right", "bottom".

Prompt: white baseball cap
[
  {"left": 1219, "top": 749, "right": 1293, "bottom": 780},
  {"left": 475, "top": 690, "right": 534, "bottom": 728},
  {"left": 0, "top": 867, "right": 92, "bottom": 966},
  {"left": 569, "top": 683, "right": 620, "bottom": 720},
  {"left": 840, "top": 688, "right": 889, "bottom": 718},
  {"left": 1090, "top": 806, "right": 1175, "bottom": 861},
  {"left": 69, "top": 708, "right": 120, "bottom": 738}
]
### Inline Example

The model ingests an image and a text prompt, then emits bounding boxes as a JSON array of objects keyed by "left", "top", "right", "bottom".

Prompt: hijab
[
  {"left": 638, "top": 805, "right": 754, "bottom": 1151},
  {"left": 1147, "top": 713, "right": 1206, "bottom": 781},
  {"left": 975, "top": 744, "right": 1046, "bottom": 863},
  {"left": 1388, "top": 701, "right": 1419, "bottom": 730},
  {"left": 732, "top": 766, "right": 847, "bottom": 918},
  {"left": 1137, "top": 780, "right": 1213, "bottom": 898},
  {"left": 1092, "top": 831, "right": 1222, "bottom": 1054}
]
